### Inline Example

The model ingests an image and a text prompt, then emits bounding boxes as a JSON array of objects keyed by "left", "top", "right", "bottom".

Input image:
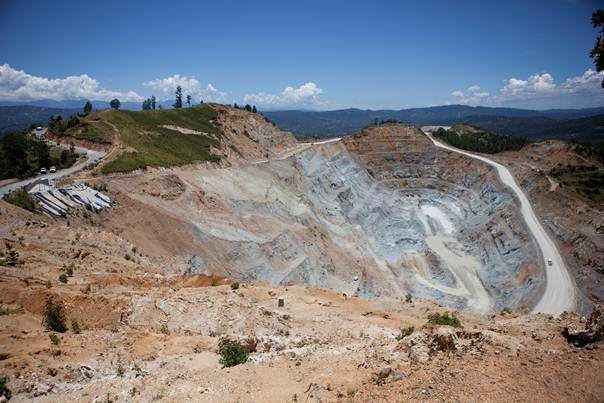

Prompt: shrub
[
  {"left": 116, "top": 353, "right": 124, "bottom": 377},
  {"left": 42, "top": 300, "right": 67, "bottom": 332},
  {"left": 3, "top": 188, "right": 37, "bottom": 212},
  {"left": 62, "top": 263, "right": 75, "bottom": 277},
  {"left": 72, "top": 320, "right": 81, "bottom": 334},
  {"left": 501, "top": 307, "right": 513, "bottom": 314},
  {"left": 218, "top": 339, "right": 249, "bottom": 368},
  {"left": 49, "top": 333, "right": 60, "bottom": 345},
  {"left": 405, "top": 293, "right": 413, "bottom": 303},
  {"left": 159, "top": 323, "right": 170, "bottom": 335},
  {"left": 396, "top": 326, "right": 415, "bottom": 340},
  {"left": 58, "top": 273, "right": 68, "bottom": 283},
  {"left": 0, "top": 377, "right": 11, "bottom": 400},
  {"left": 210, "top": 278, "right": 220, "bottom": 286},
  {"left": 428, "top": 312, "right": 462, "bottom": 328},
  {"left": 230, "top": 282, "right": 240, "bottom": 290},
  {"left": 45, "top": 280, "right": 52, "bottom": 289}
]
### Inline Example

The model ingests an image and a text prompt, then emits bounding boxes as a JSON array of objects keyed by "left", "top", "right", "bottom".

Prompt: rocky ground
[{"left": 2, "top": 108, "right": 604, "bottom": 401}]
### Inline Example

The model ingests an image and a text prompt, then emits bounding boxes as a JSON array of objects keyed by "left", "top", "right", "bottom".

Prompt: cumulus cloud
[
  {"left": 143, "top": 74, "right": 228, "bottom": 102},
  {"left": 451, "top": 69, "right": 604, "bottom": 109},
  {"left": 243, "top": 82, "right": 326, "bottom": 108},
  {"left": 0, "top": 64, "right": 142, "bottom": 102},
  {"left": 450, "top": 85, "right": 490, "bottom": 105}
]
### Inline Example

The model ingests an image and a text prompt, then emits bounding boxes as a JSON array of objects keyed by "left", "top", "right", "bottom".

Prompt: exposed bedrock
[{"left": 109, "top": 124, "right": 543, "bottom": 312}]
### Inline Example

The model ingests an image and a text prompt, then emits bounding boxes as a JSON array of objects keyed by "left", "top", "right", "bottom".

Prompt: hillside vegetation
[
  {"left": 101, "top": 104, "right": 222, "bottom": 173},
  {"left": 433, "top": 125, "right": 527, "bottom": 154}
]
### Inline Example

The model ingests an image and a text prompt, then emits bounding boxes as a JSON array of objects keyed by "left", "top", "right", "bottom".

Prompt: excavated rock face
[{"left": 105, "top": 124, "right": 542, "bottom": 312}]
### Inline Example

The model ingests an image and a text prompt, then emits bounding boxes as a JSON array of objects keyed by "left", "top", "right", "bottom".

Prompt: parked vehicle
[
  {"left": 547, "top": 259, "right": 553, "bottom": 266},
  {"left": 40, "top": 167, "right": 47, "bottom": 174},
  {"left": 49, "top": 166, "right": 57, "bottom": 173}
]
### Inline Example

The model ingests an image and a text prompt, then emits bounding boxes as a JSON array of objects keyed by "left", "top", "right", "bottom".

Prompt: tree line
[
  {"left": 0, "top": 128, "right": 79, "bottom": 179},
  {"left": 433, "top": 126, "right": 527, "bottom": 154}
]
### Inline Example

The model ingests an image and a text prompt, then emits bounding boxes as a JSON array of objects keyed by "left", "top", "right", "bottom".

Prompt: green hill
[{"left": 100, "top": 104, "right": 222, "bottom": 173}]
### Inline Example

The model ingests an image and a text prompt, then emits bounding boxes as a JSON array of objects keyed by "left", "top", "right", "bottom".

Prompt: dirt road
[{"left": 421, "top": 127, "right": 577, "bottom": 315}]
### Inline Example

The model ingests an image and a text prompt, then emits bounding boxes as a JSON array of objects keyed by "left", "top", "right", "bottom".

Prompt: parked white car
[
  {"left": 547, "top": 259, "right": 553, "bottom": 266},
  {"left": 40, "top": 167, "right": 47, "bottom": 174},
  {"left": 49, "top": 166, "right": 57, "bottom": 173}
]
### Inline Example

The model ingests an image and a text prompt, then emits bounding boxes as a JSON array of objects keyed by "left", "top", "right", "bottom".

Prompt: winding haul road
[
  {"left": 0, "top": 133, "right": 105, "bottom": 197},
  {"left": 421, "top": 127, "right": 577, "bottom": 315}
]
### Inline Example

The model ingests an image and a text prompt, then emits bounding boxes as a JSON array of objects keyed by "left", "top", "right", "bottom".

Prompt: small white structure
[{"left": 29, "top": 183, "right": 112, "bottom": 217}]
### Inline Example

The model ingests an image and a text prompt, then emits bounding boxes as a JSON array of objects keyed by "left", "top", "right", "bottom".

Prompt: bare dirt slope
[{"left": 0, "top": 200, "right": 603, "bottom": 402}]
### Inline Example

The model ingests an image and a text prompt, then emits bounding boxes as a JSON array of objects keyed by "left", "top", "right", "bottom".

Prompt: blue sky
[{"left": 1, "top": 0, "right": 603, "bottom": 109}]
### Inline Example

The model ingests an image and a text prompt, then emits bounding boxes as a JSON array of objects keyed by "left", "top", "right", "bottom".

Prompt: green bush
[
  {"left": 0, "top": 376, "right": 11, "bottom": 400},
  {"left": 3, "top": 188, "right": 37, "bottom": 212},
  {"left": 58, "top": 273, "right": 68, "bottom": 283},
  {"left": 405, "top": 293, "right": 413, "bottom": 303},
  {"left": 49, "top": 333, "right": 60, "bottom": 345},
  {"left": 396, "top": 326, "right": 415, "bottom": 340},
  {"left": 230, "top": 282, "right": 240, "bottom": 290},
  {"left": 218, "top": 339, "right": 249, "bottom": 368},
  {"left": 72, "top": 320, "right": 81, "bottom": 334},
  {"left": 428, "top": 312, "right": 462, "bottom": 328},
  {"left": 42, "top": 300, "right": 67, "bottom": 333}
]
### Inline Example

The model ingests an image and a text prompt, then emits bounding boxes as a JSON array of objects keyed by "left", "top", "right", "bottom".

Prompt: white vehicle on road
[
  {"left": 49, "top": 166, "right": 57, "bottom": 173},
  {"left": 40, "top": 167, "right": 47, "bottom": 174}
]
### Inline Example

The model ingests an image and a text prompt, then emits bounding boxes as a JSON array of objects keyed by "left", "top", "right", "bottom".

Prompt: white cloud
[
  {"left": 0, "top": 64, "right": 142, "bottom": 102},
  {"left": 143, "top": 74, "right": 228, "bottom": 103},
  {"left": 449, "top": 85, "right": 490, "bottom": 105},
  {"left": 243, "top": 82, "right": 326, "bottom": 108},
  {"left": 452, "top": 69, "right": 604, "bottom": 109}
]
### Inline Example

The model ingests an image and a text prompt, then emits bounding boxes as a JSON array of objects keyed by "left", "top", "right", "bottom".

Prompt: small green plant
[
  {"left": 49, "top": 333, "right": 60, "bottom": 345},
  {"left": 396, "top": 326, "right": 415, "bottom": 340},
  {"left": 124, "top": 254, "right": 131, "bottom": 261},
  {"left": 501, "top": 307, "right": 513, "bottom": 314},
  {"left": 405, "top": 293, "right": 413, "bottom": 303},
  {"left": 0, "top": 376, "right": 11, "bottom": 400},
  {"left": 428, "top": 312, "right": 462, "bottom": 328},
  {"left": 159, "top": 323, "right": 170, "bottom": 335},
  {"left": 58, "top": 273, "right": 68, "bottom": 283},
  {"left": 74, "top": 232, "right": 81, "bottom": 242},
  {"left": 217, "top": 339, "right": 249, "bottom": 368},
  {"left": 4, "top": 243, "right": 19, "bottom": 266},
  {"left": 210, "top": 278, "right": 220, "bottom": 286},
  {"left": 116, "top": 353, "right": 124, "bottom": 377},
  {"left": 42, "top": 300, "right": 67, "bottom": 332},
  {"left": 45, "top": 280, "right": 52, "bottom": 289},
  {"left": 62, "top": 263, "right": 75, "bottom": 277},
  {"left": 230, "top": 281, "right": 240, "bottom": 290},
  {"left": 72, "top": 320, "right": 81, "bottom": 334},
  {"left": 3, "top": 187, "right": 37, "bottom": 212},
  {"left": 261, "top": 308, "right": 272, "bottom": 316}
]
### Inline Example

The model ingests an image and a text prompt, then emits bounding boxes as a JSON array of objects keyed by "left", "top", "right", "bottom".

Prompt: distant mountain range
[
  {"left": 2, "top": 102, "right": 603, "bottom": 144},
  {"left": 263, "top": 105, "right": 604, "bottom": 144}
]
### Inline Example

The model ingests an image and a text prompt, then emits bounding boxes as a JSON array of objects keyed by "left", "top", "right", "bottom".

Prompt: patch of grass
[
  {"left": 0, "top": 306, "right": 22, "bottom": 315},
  {"left": 396, "top": 326, "right": 415, "bottom": 340},
  {"left": 428, "top": 312, "right": 462, "bottom": 328},
  {"left": 101, "top": 105, "right": 222, "bottom": 173},
  {"left": 230, "top": 281, "right": 240, "bottom": 290},
  {"left": 3, "top": 188, "right": 37, "bottom": 212},
  {"left": 65, "top": 124, "right": 111, "bottom": 143},
  {"left": 550, "top": 165, "right": 604, "bottom": 202},
  {"left": 42, "top": 300, "right": 67, "bottom": 333},
  {"left": 58, "top": 273, "right": 68, "bottom": 283},
  {"left": 49, "top": 333, "right": 60, "bottom": 345},
  {"left": 217, "top": 339, "right": 249, "bottom": 368}
]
